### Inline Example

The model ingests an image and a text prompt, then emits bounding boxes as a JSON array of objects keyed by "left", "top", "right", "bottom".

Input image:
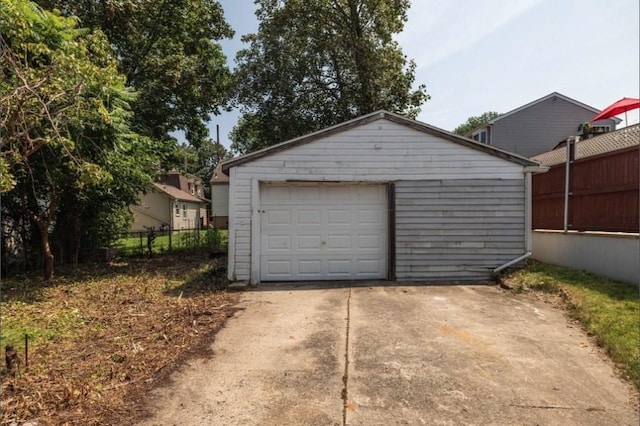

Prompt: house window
[
  {"left": 472, "top": 130, "right": 488, "bottom": 144},
  {"left": 182, "top": 202, "right": 187, "bottom": 219},
  {"left": 189, "top": 184, "right": 195, "bottom": 195},
  {"left": 175, "top": 202, "right": 180, "bottom": 216},
  {"left": 591, "top": 125, "right": 611, "bottom": 135}
]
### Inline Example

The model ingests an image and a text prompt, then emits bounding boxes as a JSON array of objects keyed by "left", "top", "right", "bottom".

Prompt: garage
[
  {"left": 221, "top": 110, "right": 545, "bottom": 285},
  {"left": 259, "top": 183, "right": 387, "bottom": 281}
]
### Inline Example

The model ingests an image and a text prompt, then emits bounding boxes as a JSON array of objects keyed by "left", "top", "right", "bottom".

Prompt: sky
[{"left": 208, "top": 0, "right": 640, "bottom": 149}]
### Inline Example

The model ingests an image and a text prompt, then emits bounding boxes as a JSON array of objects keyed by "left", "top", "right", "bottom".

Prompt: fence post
[{"left": 168, "top": 227, "right": 172, "bottom": 252}]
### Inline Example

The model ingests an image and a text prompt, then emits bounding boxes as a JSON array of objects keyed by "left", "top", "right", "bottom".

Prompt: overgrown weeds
[{"left": 503, "top": 260, "right": 639, "bottom": 389}]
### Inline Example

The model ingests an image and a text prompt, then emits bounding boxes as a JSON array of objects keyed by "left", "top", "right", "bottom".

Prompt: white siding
[{"left": 228, "top": 118, "right": 525, "bottom": 282}]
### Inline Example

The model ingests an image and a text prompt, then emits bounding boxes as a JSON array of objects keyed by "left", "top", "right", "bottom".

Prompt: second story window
[
  {"left": 472, "top": 129, "right": 488, "bottom": 144},
  {"left": 182, "top": 202, "right": 187, "bottom": 219}
]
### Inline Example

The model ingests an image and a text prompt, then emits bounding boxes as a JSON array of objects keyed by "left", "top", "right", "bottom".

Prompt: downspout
[
  {"left": 493, "top": 170, "right": 533, "bottom": 273},
  {"left": 563, "top": 136, "right": 577, "bottom": 231}
]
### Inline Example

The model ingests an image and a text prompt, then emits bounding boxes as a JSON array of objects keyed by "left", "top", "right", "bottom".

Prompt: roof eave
[{"left": 489, "top": 92, "right": 602, "bottom": 124}]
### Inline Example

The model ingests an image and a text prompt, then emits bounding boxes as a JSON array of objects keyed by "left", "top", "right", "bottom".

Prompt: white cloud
[{"left": 397, "top": 0, "right": 544, "bottom": 70}]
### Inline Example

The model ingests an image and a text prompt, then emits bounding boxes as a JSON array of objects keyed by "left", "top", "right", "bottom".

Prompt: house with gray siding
[
  {"left": 468, "top": 92, "right": 619, "bottom": 157},
  {"left": 221, "top": 111, "right": 546, "bottom": 285}
]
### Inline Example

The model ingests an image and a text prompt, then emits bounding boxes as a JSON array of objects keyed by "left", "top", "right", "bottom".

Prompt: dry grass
[{"left": 1, "top": 253, "right": 236, "bottom": 425}]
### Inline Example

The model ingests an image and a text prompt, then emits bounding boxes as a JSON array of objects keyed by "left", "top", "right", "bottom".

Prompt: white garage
[
  {"left": 259, "top": 183, "right": 387, "bottom": 281},
  {"left": 222, "top": 111, "right": 545, "bottom": 285}
]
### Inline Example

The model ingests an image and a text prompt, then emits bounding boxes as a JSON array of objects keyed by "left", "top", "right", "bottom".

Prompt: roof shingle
[
  {"left": 152, "top": 183, "right": 204, "bottom": 203},
  {"left": 531, "top": 124, "right": 639, "bottom": 166}
]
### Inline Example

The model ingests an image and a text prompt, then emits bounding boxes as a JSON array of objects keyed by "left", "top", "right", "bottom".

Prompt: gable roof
[
  {"left": 210, "top": 162, "right": 229, "bottom": 184},
  {"left": 152, "top": 183, "right": 204, "bottom": 203},
  {"left": 531, "top": 124, "right": 639, "bottom": 166},
  {"left": 487, "top": 92, "right": 622, "bottom": 125},
  {"left": 222, "top": 110, "right": 539, "bottom": 174}
]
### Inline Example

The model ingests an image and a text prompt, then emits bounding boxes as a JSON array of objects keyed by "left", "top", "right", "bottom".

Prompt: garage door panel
[
  {"left": 263, "top": 186, "right": 291, "bottom": 202},
  {"left": 265, "top": 209, "right": 291, "bottom": 225},
  {"left": 327, "top": 234, "right": 351, "bottom": 249},
  {"left": 260, "top": 183, "right": 387, "bottom": 281},
  {"left": 300, "top": 186, "right": 323, "bottom": 200},
  {"left": 358, "top": 259, "right": 384, "bottom": 274},
  {"left": 357, "top": 187, "right": 384, "bottom": 202},
  {"left": 327, "top": 259, "right": 352, "bottom": 275},
  {"left": 265, "top": 260, "right": 292, "bottom": 275},
  {"left": 326, "top": 186, "right": 352, "bottom": 201},
  {"left": 298, "top": 235, "right": 322, "bottom": 250},
  {"left": 358, "top": 209, "right": 384, "bottom": 224},
  {"left": 298, "top": 209, "right": 321, "bottom": 224},
  {"left": 327, "top": 209, "right": 351, "bottom": 224},
  {"left": 266, "top": 235, "right": 291, "bottom": 250},
  {"left": 298, "top": 260, "right": 322, "bottom": 275},
  {"left": 357, "top": 234, "right": 383, "bottom": 249}
]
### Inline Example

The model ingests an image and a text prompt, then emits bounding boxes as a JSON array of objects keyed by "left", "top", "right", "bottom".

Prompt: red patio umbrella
[{"left": 590, "top": 97, "right": 640, "bottom": 123}]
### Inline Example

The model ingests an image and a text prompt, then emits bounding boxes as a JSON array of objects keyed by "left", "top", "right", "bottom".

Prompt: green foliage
[
  {"left": 36, "top": 0, "right": 234, "bottom": 147},
  {"left": 453, "top": 111, "right": 501, "bottom": 136},
  {"left": 1, "top": 0, "right": 116, "bottom": 191},
  {"left": 506, "top": 261, "right": 640, "bottom": 387},
  {"left": 231, "top": 0, "right": 429, "bottom": 154},
  {"left": 1, "top": 0, "right": 158, "bottom": 277},
  {"left": 178, "top": 139, "right": 229, "bottom": 189}
]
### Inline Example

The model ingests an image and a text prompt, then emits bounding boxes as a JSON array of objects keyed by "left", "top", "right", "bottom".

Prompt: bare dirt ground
[{"left": 1, "top": 253, "right": 237, "bottom": 426}]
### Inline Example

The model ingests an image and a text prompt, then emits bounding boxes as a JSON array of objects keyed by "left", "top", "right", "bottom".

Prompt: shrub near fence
[{"left": 115, "top": 227, "right": 227, "bottom": 257}]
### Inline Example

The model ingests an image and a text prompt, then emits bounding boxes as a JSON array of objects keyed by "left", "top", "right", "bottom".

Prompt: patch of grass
[
  {"left": 0, "top": 303, "right": 84, "bottom": 349},
  {"left": 115, "top": 229, "right": 228, "bottom": 256},
  {"left": 505, "top": 261, "right": 640, "bottom": 388}
]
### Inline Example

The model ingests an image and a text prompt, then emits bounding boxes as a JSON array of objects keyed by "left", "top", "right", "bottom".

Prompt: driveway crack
[{"left": 341, "top": 285, "right": 352, "bottom": 426}]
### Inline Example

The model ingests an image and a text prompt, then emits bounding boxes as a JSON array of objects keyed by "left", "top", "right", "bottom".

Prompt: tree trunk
[{"left": 38, "top": 222, "right": 55, "bottom": 280}]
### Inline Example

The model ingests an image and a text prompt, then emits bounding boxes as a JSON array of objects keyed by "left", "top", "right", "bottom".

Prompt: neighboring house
[
  {"left": 210, "top": 163, "right": 229, "bottom": 229},
  {"left": 220, "top": 110, "right": 546, "bottom": 285},
  {"left": 130, "top": 183, "right": 205, "bottom": 232},
  {"left": 156, "top": 170, "right": 211, "bottom": 227},
  {"left": 467, "top": 92, "right": 620, "bottom": 157},
  {"left": 531, "top": 124, "right": 639, "bottom": 232}
]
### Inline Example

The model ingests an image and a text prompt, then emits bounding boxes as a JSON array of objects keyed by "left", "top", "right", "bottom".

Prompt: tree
[
  {"left": 453, "top": 111, "right": 501, "bottom": 136},
  {"left": 231, "top": 0, "right": 429, "bottom": 154},
  {"left": 175, "top": 138, "right": 228, "bottom": 196},
  {"left": 1, "top": 0, "right": 157, "bottom": 278},
  {"left": 35, "top": 0, "right": 234, "bottom": 147},
  {"left": 190, "top": 139, "right": 229, "bottom": 188}
]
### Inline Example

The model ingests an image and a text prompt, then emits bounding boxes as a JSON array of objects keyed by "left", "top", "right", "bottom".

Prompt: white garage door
[{"left": 260, "top": 183, "right": 387, "bottom": 281}]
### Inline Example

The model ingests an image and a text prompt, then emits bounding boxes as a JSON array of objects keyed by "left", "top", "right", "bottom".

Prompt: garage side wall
[{"left": 395, "top": 179, "right": 525, "bottom": 282}]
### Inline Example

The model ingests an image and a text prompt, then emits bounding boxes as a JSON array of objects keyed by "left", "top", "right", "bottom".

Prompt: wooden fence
[{"left": 532, "top": 146, "right": 639, "bottom": 232}]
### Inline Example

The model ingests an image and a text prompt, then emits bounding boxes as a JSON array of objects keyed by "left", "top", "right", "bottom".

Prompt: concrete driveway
[{"left": 139, "top": 284, "right": 638, "bottom": 425}]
